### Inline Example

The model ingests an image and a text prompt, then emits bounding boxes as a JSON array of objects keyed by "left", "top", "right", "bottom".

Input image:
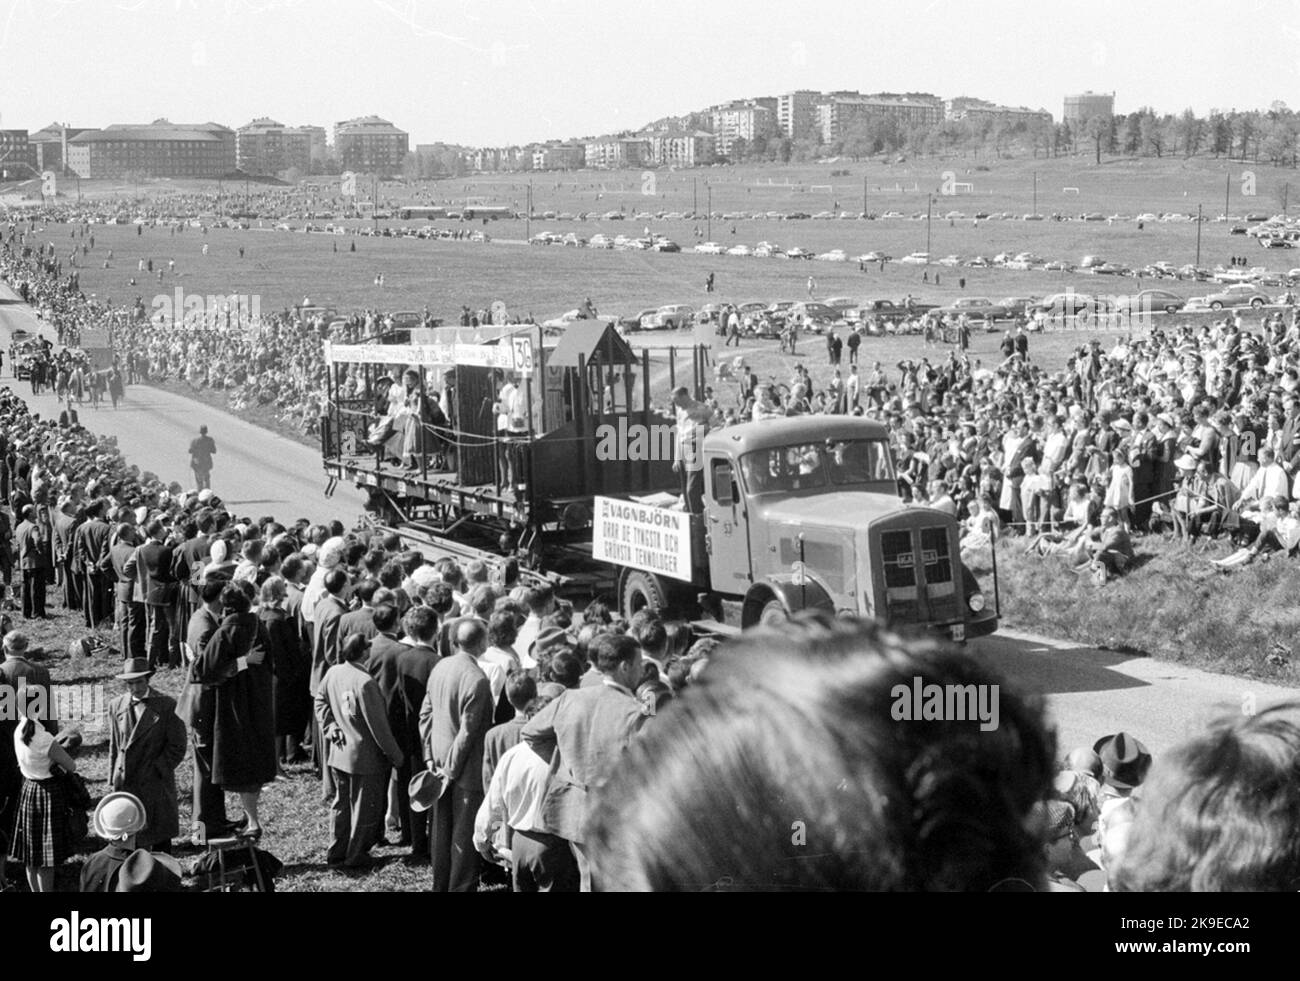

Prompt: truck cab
[{"left": 693, "top": 417, "right": 996, "bottom": 640}]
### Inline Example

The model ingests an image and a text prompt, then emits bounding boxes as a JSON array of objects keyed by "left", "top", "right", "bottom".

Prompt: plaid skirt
[{"left": 9, "top": 777, "right": 71, "bottom": 869}]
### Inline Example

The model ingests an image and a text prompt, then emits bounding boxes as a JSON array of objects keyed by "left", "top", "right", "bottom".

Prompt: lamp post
[
  {"left": 926, "top": 193, "right": 932, "bottom": 260},
  {"left": 707, "top": 183, "right": 712, "bottom": 241}
]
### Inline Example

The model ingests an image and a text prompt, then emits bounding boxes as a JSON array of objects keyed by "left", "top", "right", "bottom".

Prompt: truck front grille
[{"left": 879, "top": 525, "right": 960, "bottom": 625}]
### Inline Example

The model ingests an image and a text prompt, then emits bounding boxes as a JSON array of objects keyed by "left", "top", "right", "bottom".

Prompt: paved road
[
  {"left": 0, "top": 284, "right": 369, "bottom": 525},
  {"left": 971, "top": 628, "right": 1297, "bottom": 756},
  {"left": 1, "top": 285, "right": 1293, "bottom": 760}
]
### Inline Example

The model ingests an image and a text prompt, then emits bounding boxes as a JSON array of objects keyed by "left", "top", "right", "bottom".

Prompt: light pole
[
  {"left": 707, "top": 183, "right": 712, "bottom": 241},
  {"left": 1196, "top": 203, "right": 1203, "bottom": 268},
  {"left": 926, "top": 193, "right": 932, "bottom": 260},
  {"left": 1033, "top": 170, "right": 1038, "bottom": 216}
]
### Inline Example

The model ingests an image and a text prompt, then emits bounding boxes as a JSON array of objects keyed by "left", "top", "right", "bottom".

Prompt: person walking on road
[{"left": 189, "top": 426, "right": 216, "bottom": 492}]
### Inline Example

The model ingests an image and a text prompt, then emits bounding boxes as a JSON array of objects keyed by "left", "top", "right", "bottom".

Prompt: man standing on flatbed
[{"left": 189, "top": 425, "right": 217, "bottom": 492}]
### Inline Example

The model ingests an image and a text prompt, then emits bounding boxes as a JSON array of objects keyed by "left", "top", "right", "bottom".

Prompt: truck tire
[
  {"left": 757, "top": 598, "right": 788, "bottom": 627},
  {"left": 621, "top": 570, "right": 669, "bottom": 621}
]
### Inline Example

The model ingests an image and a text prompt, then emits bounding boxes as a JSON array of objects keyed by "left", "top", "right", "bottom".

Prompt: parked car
[
  {"left": 1028, "top": 293, "right": 1114, "bottom": 318},
  {"left": 694, "top": 241, "right": 724, "bottom": 255},
  {"left": 785, "top": 247, "right": 814, "bottom": 259},
  {"left": 787, "top": 302, "right": 839, "bottom": 331},
  {"left": 1113, "top": 290, "right": 1186, "bottom": 314},
  {"left": 651, "top": 239, "right": 681, "bottom": 252},
  {"left": 618, "top": 308, "right": 660, "bottom": 332},
  {"left": 995, "top": 297, "right": 1040, "bottom": 319},
  {"left": 934, "top": 297, "right": 1009, "bottom": 321},
  {"left": 1185, "top": 284, "right": 1273, "bottom": 311},
  {"left": 642, "top": 304, "right": 696, "bottom": 330},
  {"left": 726, "top": 244, "right": 753, "bottom": 257},
  {"left": 899, "top": 252, "right": 931, "bottom": 265},
  {"left": 815, "top": 249, "right": 847, "bottom": 262}
]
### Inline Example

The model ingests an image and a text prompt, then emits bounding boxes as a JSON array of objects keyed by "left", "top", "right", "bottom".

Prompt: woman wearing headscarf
[{"left": 193, "top": 582, "right": 276, "bottom": 839}]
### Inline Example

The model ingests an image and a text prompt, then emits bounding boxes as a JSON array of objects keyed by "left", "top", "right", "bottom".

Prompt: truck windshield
[{"left": 739, "top": 439, "right": 894, "bottom": 495}]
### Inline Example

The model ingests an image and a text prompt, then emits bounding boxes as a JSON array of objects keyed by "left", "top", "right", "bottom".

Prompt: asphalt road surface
[
  {"left": 0, "top": 284, "right": 369, "bottom": 525},
  {"left": 1, "top": 285, "right": 1295, "bottom": 761}
]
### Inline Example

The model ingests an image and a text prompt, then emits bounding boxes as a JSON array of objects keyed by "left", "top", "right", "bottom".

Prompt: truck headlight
[{"left": 968, "top": 592, "right": 986, "bottom": 613}]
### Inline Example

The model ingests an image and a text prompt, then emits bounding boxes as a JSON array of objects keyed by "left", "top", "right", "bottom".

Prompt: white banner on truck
[
  {"left": 593, "top": 496, "right": 693, "bottom": 583},
  {"left": 325, "top": 341, "right": 514, "bottom": 369}
]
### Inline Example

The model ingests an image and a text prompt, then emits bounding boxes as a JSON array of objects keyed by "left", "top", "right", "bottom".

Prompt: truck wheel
[
  {"left": 621, "top": 570, "right": 668, "bottom": 621},
  {"left": 757, "top": 598, "right": 788, "bottom": 627}
]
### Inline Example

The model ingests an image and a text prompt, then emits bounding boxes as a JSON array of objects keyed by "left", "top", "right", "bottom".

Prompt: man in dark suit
[
  {"left": 185, "top": 579, "right": 231, "bottom": 839},
  {"left": 316, "top": 634, "right": 404, "bottom": 868},
  {"left": 106, "top": 659, "right": 188, "bottom": 851},
  {"left": 15, "top": 504, "right": 49, "bottom": 620},
  {"left": 170, "top": 513, "right": 212, "bottom": 644},
  {"left": 126, "top": 519, "right": 180, "bottom": 670},
  {"left": 369, "top": 604, "right": 439, "bottom": 860},
  {"left": 419, "top": 618, "right": 493, "bottom": 892},
  {"left": 522, "top": 632, "right": 646, "bottom": 891},
  {"left": 51, "top": 496, "right": 81, "bottom": 612},
  {"left": 311, "top": 569, "right": 350, "bottom": 798},
  {"left": 109, "top": 523, "right": 146, "bottom": 660},
  {"left": 74, "top": 498, "right": 112, "bottom": 628},
  {"left": 279, "top": 554, "right": 312, "bottom": 762},
  {"left": 339, "top": 579, "right": 380, "bottom": 642}
]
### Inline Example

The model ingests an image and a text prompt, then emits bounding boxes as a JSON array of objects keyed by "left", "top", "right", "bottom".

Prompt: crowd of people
[
  {"left": 700, "top": 304, "right": 1300, "bottom": 579},
  {"left": 4, "top": 209, "right": 1300, "bottom": 891}
]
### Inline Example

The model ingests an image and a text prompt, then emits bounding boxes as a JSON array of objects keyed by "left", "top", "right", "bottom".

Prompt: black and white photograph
[{"left": 0, "top": 0, "right": 1294, "bottom": 952}]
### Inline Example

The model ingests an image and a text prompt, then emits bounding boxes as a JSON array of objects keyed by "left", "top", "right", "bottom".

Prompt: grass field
[{"left": 980, "top": 538, "right": 1300, "bottom": 686}]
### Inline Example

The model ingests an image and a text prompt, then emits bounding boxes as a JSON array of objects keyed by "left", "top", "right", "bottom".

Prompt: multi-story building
[
  {"left": 66, "top": 121, "right": 235, "bottom": 178},
  {"left": 28, "top": 123, "right": 93, "bottom": 173},
  {"left": 583, "top": 136, "right": 650, "bottom": 169},
  {"left": 236, "top": 118, "right": 315, "bottom": 176},
  {"left": 334, "top": 116, "right": 409, "bottom": 175},
  {"left": 0, "top": 129, "right": 34, "bottom": 175},
  {"left": 292, "top": 125, "right": 328, "bottom": 165},
  {"left": 708, "top": 100, "right": 776, "bottom": 156},
  {"left": 777, "top": 90, "right": 821, "bottom": 139},
  {"left": 1063, "top": 91, "right": 1115, "bottom": 126},
  {"left": 814, "top": 94, "right": 944, "bottom": 142},
  {"left": 647, "top": 130, "right": 716, "bottom": 167},
  {"left": 531, "top": 142, "right": 584, "bottom": 171},
  {"left": 947, "top": 98, "right": 1052, "bottom": 127}
]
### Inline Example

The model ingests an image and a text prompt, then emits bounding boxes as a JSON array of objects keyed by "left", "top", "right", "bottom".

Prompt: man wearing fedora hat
[
  {"left": 80, "top": 791, "right": 147, "bottom": 891},
  {"left": 116, "top": 847, "right": 183, "bottom": 893},
  {"left": 1093, "top": 731, "right": 1152, "bottom": 801},
  {"left": 107, "top": 659, "right": 187, "bottom": 852}
]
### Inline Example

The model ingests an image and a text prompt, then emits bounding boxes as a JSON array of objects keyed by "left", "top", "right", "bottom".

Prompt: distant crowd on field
[{"left": 695, "top": 303, "right": 1300, "bottom": 579}]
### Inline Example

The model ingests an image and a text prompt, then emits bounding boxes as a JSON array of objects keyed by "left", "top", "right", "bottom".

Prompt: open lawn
[{"left": 975, "top": 536, "right": 1300, "bottom": 686}]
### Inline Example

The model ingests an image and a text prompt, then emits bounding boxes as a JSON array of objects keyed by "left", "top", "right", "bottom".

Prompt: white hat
[
  {"left": 93, "top": 792, "right": 147, "bottom": 840},
  {"left": 197, "top": 488, "right": 214, "bottom": 503},
  {"left": 319, "top": 536, "right": 345, "bottom": 569}
]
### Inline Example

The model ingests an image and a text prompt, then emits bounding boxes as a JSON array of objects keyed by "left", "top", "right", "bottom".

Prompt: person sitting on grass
[
  {"left": 1066, "top": 506, "right": 1134, "bottom": 583},
  {"left": 1211, "top": 496, "right": 1300, "bottom": 569}
]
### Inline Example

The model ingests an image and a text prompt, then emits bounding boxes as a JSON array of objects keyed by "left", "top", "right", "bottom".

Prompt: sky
[{"left": 0, "top": 0, "right": 1296, "bottom": 146}]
